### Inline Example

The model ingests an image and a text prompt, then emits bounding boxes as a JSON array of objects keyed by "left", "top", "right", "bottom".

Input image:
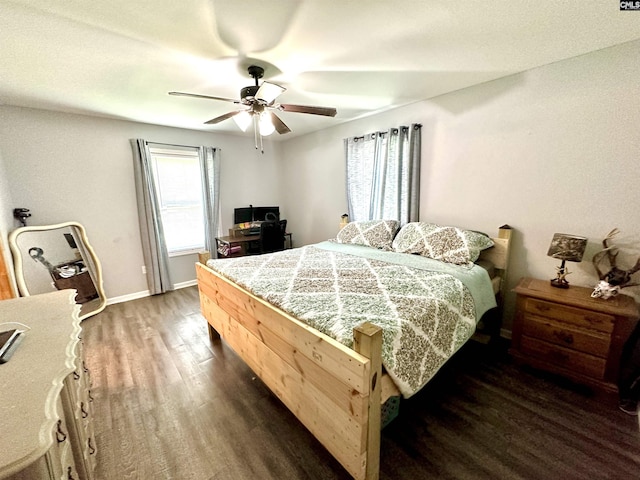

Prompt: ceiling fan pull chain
[{"left": 253, "top": 114, "right": 259, "bottom": 152}]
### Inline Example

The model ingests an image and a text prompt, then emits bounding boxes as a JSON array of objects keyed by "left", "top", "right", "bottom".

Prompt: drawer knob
[
  {"left": 56, "top": 419, "right": 67, "bottom": 443},
  {"left": 88, "top": 436, "right": 96, "bottom": 455},
  {"left": 554, "top": 331, "right": 574, "bottom": 345}
]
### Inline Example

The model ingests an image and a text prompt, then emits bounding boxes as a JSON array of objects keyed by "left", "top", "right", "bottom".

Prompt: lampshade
[
  {"left": 258, "top": 112, "right": 276, "bottom": 136},
  {"left": 233, "top": 111, "right": 252, "bottom": 132},
  {"left": 547, "top": 233, "right": 588, "bottom": 262}
]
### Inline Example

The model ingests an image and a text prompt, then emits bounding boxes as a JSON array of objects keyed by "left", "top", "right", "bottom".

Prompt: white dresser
[{"left": 0, "top": 290, "right": 96, "bottom": 480}]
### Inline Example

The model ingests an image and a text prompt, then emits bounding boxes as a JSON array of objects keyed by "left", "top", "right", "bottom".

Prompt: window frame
[{"left": 148, "top": 145, "right": 205, "bottom": 257}]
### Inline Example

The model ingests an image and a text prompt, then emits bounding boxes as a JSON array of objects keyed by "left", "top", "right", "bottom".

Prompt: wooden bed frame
[{"left": 196, "top": 225, "right": 512, "bottom": 480}]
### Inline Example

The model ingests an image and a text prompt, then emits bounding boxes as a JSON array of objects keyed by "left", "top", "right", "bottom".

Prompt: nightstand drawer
[
  {"left": 521, "top": 315, "right": 611, "bottom": 357},
  {"left": 520, "top": 336, "right": 606, "bottom": 379},
  {"left": 523, "top": 297, "right": 614, "bottom": 333}
]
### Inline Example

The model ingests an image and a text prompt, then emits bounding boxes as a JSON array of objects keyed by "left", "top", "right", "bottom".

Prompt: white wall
[
  {"left": 0, "top": 150, "right": 18, "bottom": 294},
  {"left": 282, "top": 39, "right": 640, "bottom": 330},
  {"left": 0, "top": 107, "right": 285, "bottom": 300}
]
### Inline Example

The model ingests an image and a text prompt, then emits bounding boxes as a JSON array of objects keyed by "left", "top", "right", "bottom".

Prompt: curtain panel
[
  {"left": 131, "top": 139, "right": 173, "bottom": 295},
  {"left": 345, "top": 124, "right": 421, "bottom": 224},
  {"left": 199, "top": 146, "right": 221, "bottom": 254}
]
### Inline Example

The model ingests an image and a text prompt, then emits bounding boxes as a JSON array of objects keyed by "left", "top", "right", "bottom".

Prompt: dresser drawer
[
  {"left": 523, "top": 297, "right": 614, "bottom": 333},
  {"left": 521, "top": 315, "right": 611, "bottom": 357},
  {"left": 520, "top": 336, "right": 606, "bottom": 379}
]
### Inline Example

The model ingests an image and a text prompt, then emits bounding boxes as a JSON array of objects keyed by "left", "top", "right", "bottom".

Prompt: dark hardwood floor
[{"left": 81, "top": 287, "right": 640, "bottom": 479}]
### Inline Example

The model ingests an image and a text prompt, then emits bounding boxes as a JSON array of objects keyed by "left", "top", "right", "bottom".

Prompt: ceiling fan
[{"left": 169, "top": 65, "right": 337, "bottom": 152}]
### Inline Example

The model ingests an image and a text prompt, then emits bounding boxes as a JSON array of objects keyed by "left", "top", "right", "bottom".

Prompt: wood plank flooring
[{"left": 81, "top": 287, "right": 640, "bottom": 479}]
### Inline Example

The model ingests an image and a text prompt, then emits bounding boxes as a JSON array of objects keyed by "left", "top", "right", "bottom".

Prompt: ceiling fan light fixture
[
  {"left": 256, "top": 82, "right": 286, "bottom": 104},
  {"left": 233, "top": 110, "right": 252, "bottom": 131},
  {"left": 258, "top": 112, "right": 276, "bottom": 136},
  {"left": 169, "top": 65, "right": 336, "bottom": 150}
]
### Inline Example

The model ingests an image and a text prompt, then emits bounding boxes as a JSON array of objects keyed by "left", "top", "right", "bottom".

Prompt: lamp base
[
  {"left": 550, "top": 278, "right": 570, "bottom": 289},
  {"left": 550, "top": 260, "right": 571, "bottom": 288}
]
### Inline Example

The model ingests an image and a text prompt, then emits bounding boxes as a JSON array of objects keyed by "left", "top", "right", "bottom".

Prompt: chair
[{"left": 259, "top": 220, "right": 285, "bottom": 253}]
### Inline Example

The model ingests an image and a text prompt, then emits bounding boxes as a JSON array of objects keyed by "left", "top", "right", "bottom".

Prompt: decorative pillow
[
  {"left": 335, "top": 220, "right": 400, "bottom": 250},
  {"left": 392, "top": 222, "right": 494, "bottom": 264}
]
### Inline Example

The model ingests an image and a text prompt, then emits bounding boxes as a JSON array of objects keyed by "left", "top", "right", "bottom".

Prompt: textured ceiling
[{"left": 1, "top": 0, "right": 639, "bottom": 139}]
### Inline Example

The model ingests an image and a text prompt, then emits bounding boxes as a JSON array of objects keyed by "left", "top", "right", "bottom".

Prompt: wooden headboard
[{"left": 478, "top": 224, "right": 513, "bottom": 302}]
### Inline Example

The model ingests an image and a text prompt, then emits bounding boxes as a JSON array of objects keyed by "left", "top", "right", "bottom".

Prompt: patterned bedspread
[{"left": 206, "top": 242, "right": 496, "bottom": 397}]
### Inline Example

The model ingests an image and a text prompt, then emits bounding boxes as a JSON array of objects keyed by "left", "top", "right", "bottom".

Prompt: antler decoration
[{"left": 591, "top": 228, "right": 640, "bottom": 299}]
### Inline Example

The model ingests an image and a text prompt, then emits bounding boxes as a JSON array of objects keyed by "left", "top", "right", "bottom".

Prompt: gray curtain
[
  {"left": 131, "top": 139, "right": 173, "bottom": 295},
  {"left": 345, "top": 124, "right": 421, "bottom": 224},
  {"left": 199, "top": 146, "right": 221, "bottom": 254}
]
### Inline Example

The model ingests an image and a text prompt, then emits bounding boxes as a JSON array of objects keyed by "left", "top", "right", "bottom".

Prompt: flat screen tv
[
  {"left": 253, "top": 206, "right": 280, "bottom": 222},
  {"left": 233, "top": 207, "right": 254, "bottom": 224},
  {"left": 234, "top": 206, "right": 280, "bottom": 224}
]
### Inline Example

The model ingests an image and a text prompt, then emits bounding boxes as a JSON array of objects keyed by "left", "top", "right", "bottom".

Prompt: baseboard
[
  {"left": 106, "top": 279, "right": 198, "bottom": 306},
  {"left": 106, "top": 290, "right": 149, "bottom": 305},
  {"left": 175, "top": 279, "right": 198, "bottom": 289}
]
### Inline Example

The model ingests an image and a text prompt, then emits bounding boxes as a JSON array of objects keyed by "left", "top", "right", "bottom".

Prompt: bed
[{"left": 196, "top": 222, "right": 512, "bottom": 480}]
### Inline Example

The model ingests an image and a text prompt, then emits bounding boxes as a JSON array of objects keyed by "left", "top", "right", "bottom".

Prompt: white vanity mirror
[{"left": 8, "top": 221, "right": 106, "bottom": 320}]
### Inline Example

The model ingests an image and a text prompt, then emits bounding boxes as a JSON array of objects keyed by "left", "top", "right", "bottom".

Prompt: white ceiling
[{"left": 1, "top": 0, "right": 639, "bottom": 139}]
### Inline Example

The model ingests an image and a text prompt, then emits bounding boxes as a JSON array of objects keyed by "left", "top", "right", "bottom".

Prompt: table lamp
[{"left": 547, "top": 233, "right": 588, "bottom": 288}]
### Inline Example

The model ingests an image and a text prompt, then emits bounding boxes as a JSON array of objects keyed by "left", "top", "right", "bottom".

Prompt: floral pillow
[
  {"left": 335, "top": 220, "right": 400, "bottom": 250},
  {"left": 392, "top": 222, "right": 494, "bottom": 264}
]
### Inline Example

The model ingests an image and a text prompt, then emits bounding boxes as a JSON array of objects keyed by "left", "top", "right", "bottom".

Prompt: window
[
  {"left": 345, "top": 125, "right": 421, "bottom": 224},
  {"left": 148, "top": 146, "right": 204, "bottom": 255}
]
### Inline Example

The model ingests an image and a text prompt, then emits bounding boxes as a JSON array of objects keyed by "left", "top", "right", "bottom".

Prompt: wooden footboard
[{"left": 196, "top": 262, "right": 383, "bottom": 480}]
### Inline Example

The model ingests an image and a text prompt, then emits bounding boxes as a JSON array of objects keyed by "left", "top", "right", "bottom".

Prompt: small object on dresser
[
  {"left": 0, "top": 329, "right": 24, "bottom": 364},
  {"left": 547, "top": 233, "right": 587, "bottom": 288},
  {"left": 591, "top": 228, "right": 640, "bottom": 299}
]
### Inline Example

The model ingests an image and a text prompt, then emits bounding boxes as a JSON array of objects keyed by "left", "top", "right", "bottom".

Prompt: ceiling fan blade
[
  {"left": 279, "top": 104, "right": 337, "bottom": 117},
  {"left": 204, "top": 110, "right": 245, "bottom": 125},
  {"left": 256, "top": 82, "right": 286, "bottom": 104},
  {"left": 269, "top": 112, "right": 291, "bottom": 135},
  {"left": 169, "top": 91, "right": 239, "bottom": 104}
]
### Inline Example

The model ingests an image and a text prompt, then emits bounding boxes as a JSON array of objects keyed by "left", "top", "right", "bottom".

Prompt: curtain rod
[{"left": 146, "top": 141, "right": 219, "bottom": 151}]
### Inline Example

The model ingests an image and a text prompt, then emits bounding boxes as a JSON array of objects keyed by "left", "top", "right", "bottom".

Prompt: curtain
[
  {"left": 131, "top": 139, "right": 173, "bottom": 295},
  {"left": 199, "top": 146, "right": 221, "bottom": 254},
  {"left": 345, "top": 124, "right": 421, "bottom": 224}
]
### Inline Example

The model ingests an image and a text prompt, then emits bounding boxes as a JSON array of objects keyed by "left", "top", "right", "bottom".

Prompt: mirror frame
[{"left": 8, "top": 221, "right": 107, "bottom": 320}]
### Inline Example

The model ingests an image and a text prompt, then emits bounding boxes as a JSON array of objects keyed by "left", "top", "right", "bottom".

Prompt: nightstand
[{"left": 511, "top": 277, "right": 639, "bottom": 393}]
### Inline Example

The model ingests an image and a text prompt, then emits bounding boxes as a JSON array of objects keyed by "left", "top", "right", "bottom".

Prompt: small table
[{"left": 511, "top": 277, "right": 639, "bottom": 393}]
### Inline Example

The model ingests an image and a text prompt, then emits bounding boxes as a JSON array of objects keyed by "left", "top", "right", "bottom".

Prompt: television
[
  {"left": 234, "top": 206, "right": 280, "bottom": 224},
  {"left": 233, "top": 207, "right": 254, "bottom": 225},
  {"left": 253, "top": 206, "right": 280, "bottom": 222}
]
